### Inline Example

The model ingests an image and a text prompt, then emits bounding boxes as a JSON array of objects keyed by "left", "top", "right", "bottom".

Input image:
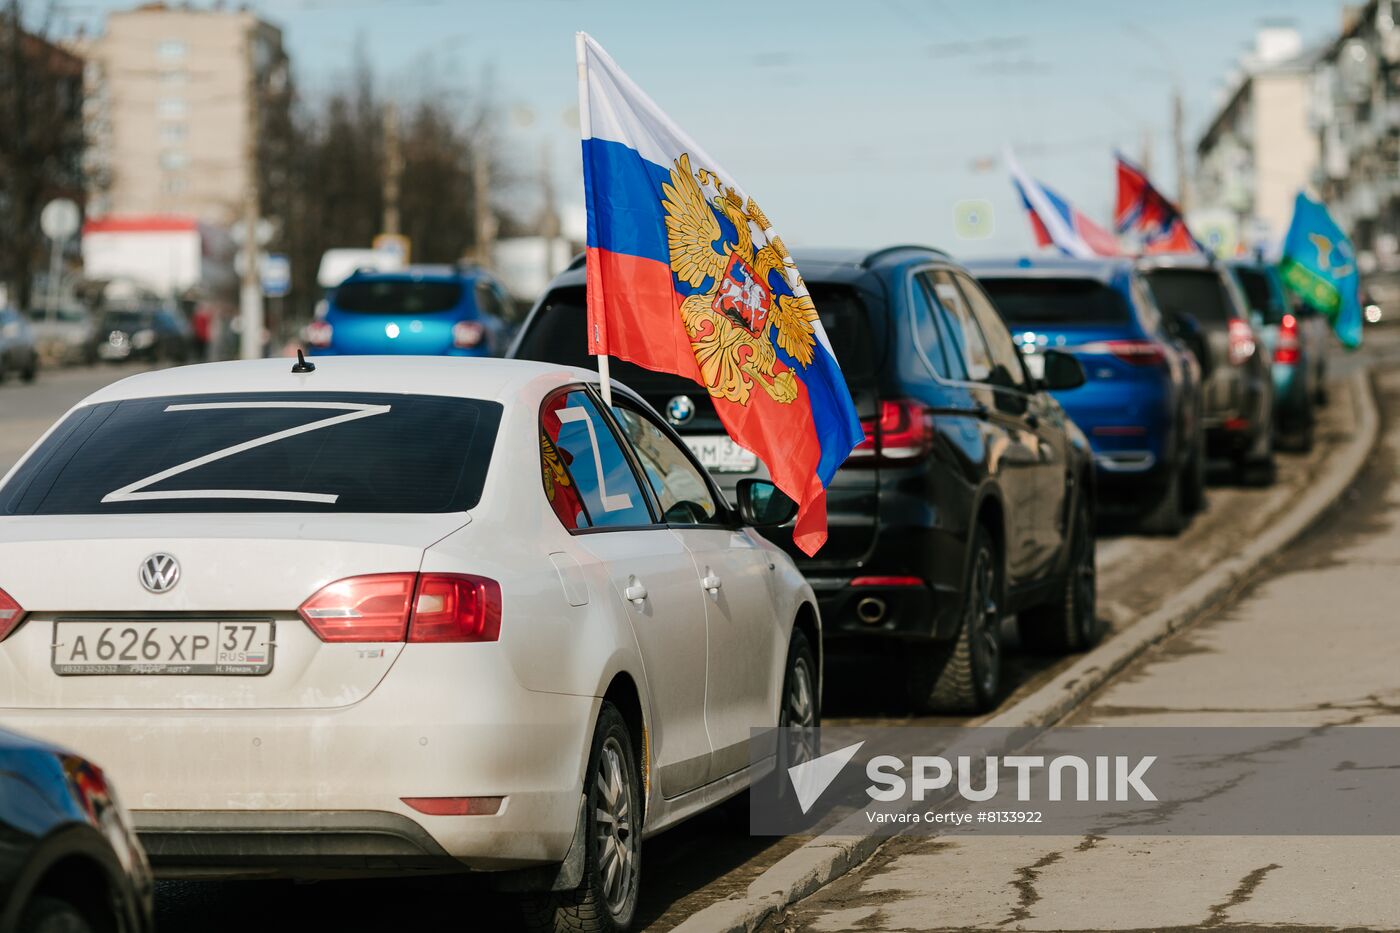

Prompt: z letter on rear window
[{"left": 101, "top": 402, "right": 391, "bottom": 505}]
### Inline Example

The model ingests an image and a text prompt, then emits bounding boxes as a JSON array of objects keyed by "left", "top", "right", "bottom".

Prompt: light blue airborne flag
[{"left": 1279, "top": 192, "right": 1362, "bottom": 349}]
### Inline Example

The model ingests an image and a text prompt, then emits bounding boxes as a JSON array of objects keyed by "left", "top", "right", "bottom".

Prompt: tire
[
  {"left": 21, "top": 356, "right": 37, "bottom": 383},
  {"left": 522, "top": 703, "right": 642, "bottom": 933},
  {"left": 907, "top": 524, "right": 1002, "bottom": 714},
  {"left": 19, "top": 896, "right": 95, "bottom": 933},
  {"left": 1138, "top": 467, "right": 1185, "bottom": 535},
  {"left": 1019, "top": 494, "right": 1099, "bottom": 655},
  {"left": 1181, "top": 435, "right": 1207, "bottom": 515}
]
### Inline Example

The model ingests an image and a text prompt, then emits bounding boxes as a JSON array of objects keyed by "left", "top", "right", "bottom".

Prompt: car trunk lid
[{"left": 0, "top": 513, "right": 467, "bottom": 710}]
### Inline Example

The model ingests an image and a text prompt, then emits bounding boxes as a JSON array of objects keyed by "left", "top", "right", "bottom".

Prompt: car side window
[
  {"left": 1129, "top": 274, "right": 1164, "bottom": 334},
  {"left": 611, "top": 401, "right": 719, "bottom": 525},
  {"left": 475, "top": 279, "right": 505, "bottom": 319},
  {"left": 929, "top": 270, "right": 992, "bottom": 381},
  {"left": 539, "top": 390, "right": 653, "bottom": 531},
  {"left": 952, "top": 272, "right": 1028, "bottom": 391},
  {"left": 910, "top": 273, "right": 954, "bottom": 380}
]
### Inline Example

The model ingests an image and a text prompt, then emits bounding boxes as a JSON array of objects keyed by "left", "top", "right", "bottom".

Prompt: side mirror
[
  {"left": 1040, "top": 349, "right": 1086, "bottom": 391},
  {"left": 736, "top": 478, "right": 797, "bottom": 527}
]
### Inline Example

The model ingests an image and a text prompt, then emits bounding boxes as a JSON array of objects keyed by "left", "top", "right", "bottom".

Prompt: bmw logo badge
[{"left": 666, "top": 395, "right": 695, "bottom": 426}]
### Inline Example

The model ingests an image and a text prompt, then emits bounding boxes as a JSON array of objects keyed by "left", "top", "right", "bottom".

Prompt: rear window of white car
[{"left": 0, "top": 392, "right": 501, "bottom": 515}]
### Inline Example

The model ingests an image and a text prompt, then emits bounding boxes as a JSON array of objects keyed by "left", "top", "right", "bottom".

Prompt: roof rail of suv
[
  {"left": 860, "top": 244, "right": 950, "bottom": 269},
  {"left": 566, "top": 252, "right": 587, "bottom": 271}
]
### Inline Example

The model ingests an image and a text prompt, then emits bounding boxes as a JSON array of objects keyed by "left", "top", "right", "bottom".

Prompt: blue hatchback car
[
  {"left": 971, "top": 257, "right": 1205, "bottom": 533},
  {"left": 307, "top": 265, "right": 510, "bottom": 357}
]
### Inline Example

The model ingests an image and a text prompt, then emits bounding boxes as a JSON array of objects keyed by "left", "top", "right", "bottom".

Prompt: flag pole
[{"left": 576, "top": 32, "right": 614, "bottom": 409}]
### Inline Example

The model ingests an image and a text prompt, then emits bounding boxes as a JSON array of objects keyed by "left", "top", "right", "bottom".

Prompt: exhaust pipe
[{"left": 856, "top": 596, "right": 887, "bottom": 625}]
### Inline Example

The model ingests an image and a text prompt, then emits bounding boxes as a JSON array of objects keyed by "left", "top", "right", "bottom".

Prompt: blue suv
[
  {"left": 307, "top": 265, "right": 509, "bottom": 357},
  {"left": 971, "top": 257, "right": 1205, "bottom": 534}
]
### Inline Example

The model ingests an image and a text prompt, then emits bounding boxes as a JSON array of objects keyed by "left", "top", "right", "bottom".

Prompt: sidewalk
[{"left": 787, "top": 369, "right": 1400, "bottom": 931}]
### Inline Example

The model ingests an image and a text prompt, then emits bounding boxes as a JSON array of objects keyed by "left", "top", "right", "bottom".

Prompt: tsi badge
[
  {"left": 666, "top": 395, "right": 695, "bottom": 426},
  {"left": 139, "top": 553, "right": 181, "bottom": 594}
]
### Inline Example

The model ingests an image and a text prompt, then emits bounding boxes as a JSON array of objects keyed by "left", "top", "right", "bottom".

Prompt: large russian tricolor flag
[{"left": 576, "top": 32, "right": 862, "bottom": 555}]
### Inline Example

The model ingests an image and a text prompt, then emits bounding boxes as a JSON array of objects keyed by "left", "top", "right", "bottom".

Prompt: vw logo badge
[
  {"left": 666, "top": 395, "right": 695, "bottom": 426},
  {"left": 139, "top": 553, "right": 181, "bottom": 594}
]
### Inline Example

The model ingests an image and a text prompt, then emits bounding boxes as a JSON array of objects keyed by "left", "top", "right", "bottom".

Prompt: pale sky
[{"left": 57, "top": 0, "right": 1349, "bottom": 257}]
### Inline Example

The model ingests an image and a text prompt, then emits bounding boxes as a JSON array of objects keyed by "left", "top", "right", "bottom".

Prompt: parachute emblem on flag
[{"left": 661, "top": 153, "right": 818, "bottom": 408}]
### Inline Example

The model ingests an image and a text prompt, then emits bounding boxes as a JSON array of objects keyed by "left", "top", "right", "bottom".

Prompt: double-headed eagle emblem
[{"left": 661, "top": 153, "right": 818, "bottom": 407}]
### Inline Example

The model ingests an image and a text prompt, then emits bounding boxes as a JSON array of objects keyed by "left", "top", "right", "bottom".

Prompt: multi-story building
[
  {"left": 82, "top": 2, "right": 289, "bottom": 225},
  {"left": 1310, "top": 0, "right": 1400, "bottom": 284},
  {"left": 1194, "top": 25, "right": 1319, "bottom": 254}
]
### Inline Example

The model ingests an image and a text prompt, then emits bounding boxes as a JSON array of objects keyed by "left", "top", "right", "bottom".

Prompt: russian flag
[
  {"left": 1006, "top": 148, "right": 1121, "bottom": 258},
  {"left": 576, "top": 33, "right": 863, "bottom": 556}
]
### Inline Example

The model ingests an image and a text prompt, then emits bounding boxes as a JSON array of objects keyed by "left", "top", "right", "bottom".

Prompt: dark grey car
[
  {"left": 1138, "top": 255, "right": 1275, "bottom": 484},
  {"left": 0, "top": 308, "right": 39, "bottom": 384}
]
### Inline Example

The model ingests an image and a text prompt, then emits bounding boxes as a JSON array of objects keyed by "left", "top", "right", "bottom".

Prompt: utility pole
[
  {"left": 471, "top": 136, "right": 496, "bottom": 266},
  {"left": 1172, "top": 88, "right": 1189, "bottom": 212},
  {"left": 538, "top": 140, "right": 560, "bottom": 280},
  {"left": 1140, "top": 126, "right": 1154, "bottom": 176},
  {"left": 238, "top": 20, "right": 263, "bottom": 361},
  {"left": 382, "top": 100, "right": 401, "bottom": 237}
]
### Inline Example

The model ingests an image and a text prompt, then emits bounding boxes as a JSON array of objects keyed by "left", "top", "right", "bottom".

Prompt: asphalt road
[
  {"left": 0, "top": 339, "right": 1394, "bottom": 932},
  {"left": 788, "top": 366, "right": 1400, "bottom": 930}
]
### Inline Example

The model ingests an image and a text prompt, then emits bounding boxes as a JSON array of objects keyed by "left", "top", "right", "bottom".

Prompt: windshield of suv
[
  {"left": 978, "top": 277, "right": 1131, "bottom": 327},
  {"left": 1142, "top": 269, "right": 1235, "bottom": 325},
  {"left": 513, "top": 284, "right": 877, "bottom": 390},
  {"left": 0, "top": 392, "right": 502, "bottom": 515},
  {"left": 333, "top": 279, "right": 464, "bottom": 315}
]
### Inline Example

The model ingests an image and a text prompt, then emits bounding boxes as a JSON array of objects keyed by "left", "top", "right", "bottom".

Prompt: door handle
[
  {"left": 624, "top": 578, "right": 648, "bottom": 604},
  {"left": 701, "top": 571, "right": 723, "bottom": 593}
]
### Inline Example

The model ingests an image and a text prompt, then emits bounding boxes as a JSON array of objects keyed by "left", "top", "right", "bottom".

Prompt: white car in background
[{"left": 0, "top": 356, "right": 820, "bottom": 933}]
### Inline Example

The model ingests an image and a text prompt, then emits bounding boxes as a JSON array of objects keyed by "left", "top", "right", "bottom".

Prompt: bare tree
[{"left": 0, "top": 0, "right": 84, "bottom": 309}]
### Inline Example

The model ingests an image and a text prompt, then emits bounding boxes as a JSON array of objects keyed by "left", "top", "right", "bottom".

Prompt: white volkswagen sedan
[{"left": 0, "top": 356, "right": 820, "bottom": 933}]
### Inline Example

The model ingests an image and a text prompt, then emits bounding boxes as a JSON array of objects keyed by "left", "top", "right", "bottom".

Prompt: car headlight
[{"left": 132, "top": 329, "right": 157, "bottom": 349}]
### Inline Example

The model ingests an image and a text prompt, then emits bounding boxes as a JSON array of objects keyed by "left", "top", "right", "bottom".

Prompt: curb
[{"left": 672, "top": 369, "right": 1379, "bottom": 933}]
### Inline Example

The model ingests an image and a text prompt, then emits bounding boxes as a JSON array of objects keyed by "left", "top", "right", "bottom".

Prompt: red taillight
[
  {"left": 1274, "top": 313, "right": 1300, "bottom": 365},
  {"left": 847, "top": 399, "right": 932, "bottom": 467},
  {"left": 850, "top": 575, "right": 925, "bottom": 587},
  {"left": 0, "top": 587, "right": 26, "bottom": 641},
  {"left": 298, "top": 572, "right": 502, "bottom": 644},
  {"left": 408, "top": 574, "right": 502, "bottom": 643},
  {"left": 305, "top": 320, "right": 333, "bottom": 348},
  {"left": 298, "top": 573, "right": 416, "bottom": 642},
  {"left": 452, "top": 321, "right": 486, "bottom": 349},
  {"left": 1077, "top": 340, "right": 1167, "bottom": 366},
  {"left": 1228, "top": 318, "right": 1257, "bottom": 366}
]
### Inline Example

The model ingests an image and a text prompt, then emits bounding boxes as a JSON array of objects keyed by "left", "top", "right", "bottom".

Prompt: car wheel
[
  {"left": 1019, "top": 495, "right": 1099, "bottom": 655},
  {"left": 779, "top": 628, "right": 819, "bottom": 730},
  {"left": 522, "top": 702, "right": 641, "bottom": 933},
  {"left": 1139, "top": 467, "right": 1185, "bottom": 534},
  {"left": 19, "top": 895, "right": 95, "bottom": 933},
  {"left": 910, "top": 524, "right": 1002, "bottom": 714},
  {"left": 21, "top": 356, "right": 37, "bottom": 383}
]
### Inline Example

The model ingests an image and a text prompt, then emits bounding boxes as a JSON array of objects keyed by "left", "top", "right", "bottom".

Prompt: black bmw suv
[{"left": 511, "top": 246, "right": 1096, "bottom": 712}]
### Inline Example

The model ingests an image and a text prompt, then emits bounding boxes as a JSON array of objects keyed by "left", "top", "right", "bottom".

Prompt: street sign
[
  {"left": 40, "top": 198, "right": 81, "bottom": 240},
  {"left": 373, "top": 233, "right": 411, "bottom": 265},
  {"left": 261, "top": 252, "right": 291, "bottom": 298},
  {"left": 231, "top": 218, "right": 275, "bottom": 247}
]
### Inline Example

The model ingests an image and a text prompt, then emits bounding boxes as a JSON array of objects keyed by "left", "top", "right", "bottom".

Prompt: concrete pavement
[
  {"left": 0, "top": 363, "right": 150, "bottom": 474},
  {"left": 785, "top": 369, "right": 1400, "bottom": 931}
]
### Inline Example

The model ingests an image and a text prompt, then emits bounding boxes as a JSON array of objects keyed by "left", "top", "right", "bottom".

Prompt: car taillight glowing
[
  {"left": 1077, "top": 340, "right": 1167, "bottom": 366},
  {"left": 1274, "top": 313, "right": 1301, "bottom": 365},
  {"left": 305, "top": 320, "right": 333, "bottom": 348},
  {"left": 408, "top": 574, "right": 501, "bottom": 643},
  {"left": 298, "top": 572, "right": 502, "bottom": 644},
  {"left": 1228, "top": 318, "right": 1256, "bottom": 366},
  {"left": 847, "top": 399, "right": 933, "bottom": 466},
  {"left": 452, "top": 321, "right": 486, "bottom": 349},
  {"left": 0, "top": 587, "right": 25, "bottom": 641}
]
